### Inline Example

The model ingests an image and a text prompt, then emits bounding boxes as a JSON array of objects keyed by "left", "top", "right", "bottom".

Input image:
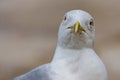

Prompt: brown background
[{"left": 0, "top": 0, "right": 120, "bottom": 80}]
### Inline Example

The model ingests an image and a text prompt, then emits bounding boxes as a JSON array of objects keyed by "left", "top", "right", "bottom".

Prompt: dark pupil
[
  {"left": 64, "top": 16, "right": 66, "bottom": 20},
  {"left": 90, "top": 21, "right": 93, "bottom": 26}
]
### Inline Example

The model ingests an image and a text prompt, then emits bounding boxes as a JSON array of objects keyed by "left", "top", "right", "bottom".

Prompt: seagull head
[{"left": 58, "top": 10, "right": 95, "bottom": 49}]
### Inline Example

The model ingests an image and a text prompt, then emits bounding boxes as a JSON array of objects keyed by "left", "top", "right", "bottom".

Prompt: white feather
[{"left": 13, "top": 10, "right": 108, "bottom": 80}]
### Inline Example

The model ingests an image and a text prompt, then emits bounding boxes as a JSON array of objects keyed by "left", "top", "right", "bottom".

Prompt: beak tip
[{"left": 69, "top": 22, "right": 85, "bottom": 34}]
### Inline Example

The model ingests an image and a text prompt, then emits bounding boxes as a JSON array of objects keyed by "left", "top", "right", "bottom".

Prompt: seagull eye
[
  {"left": 89, "top": 20, "right": 94, "bottom": 26},
  {"left": 64, "top": 16, "right": 67, "bottom": 21}
]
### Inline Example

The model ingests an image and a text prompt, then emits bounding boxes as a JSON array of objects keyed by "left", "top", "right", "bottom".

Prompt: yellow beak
[{"left": 70, "top": 22, "right": 85, "bottom": 34}]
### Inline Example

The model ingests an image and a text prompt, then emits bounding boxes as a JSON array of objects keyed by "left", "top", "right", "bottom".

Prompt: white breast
[{"left": 51, "top": 47, "right": 108, "bottom": 80}]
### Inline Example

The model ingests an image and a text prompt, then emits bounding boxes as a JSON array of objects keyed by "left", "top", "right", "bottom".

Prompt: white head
[{"left": 57, "top": 10, "right": 95, "bottom": 49}]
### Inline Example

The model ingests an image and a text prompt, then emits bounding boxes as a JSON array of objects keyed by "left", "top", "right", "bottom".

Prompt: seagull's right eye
[{"left": 64, "top": 16, "right": 67, "bottom": 21}]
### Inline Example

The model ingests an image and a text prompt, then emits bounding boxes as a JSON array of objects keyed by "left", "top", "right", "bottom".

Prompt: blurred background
[{"left": 0, "top": 0, "right": 120, "bottom": 80}]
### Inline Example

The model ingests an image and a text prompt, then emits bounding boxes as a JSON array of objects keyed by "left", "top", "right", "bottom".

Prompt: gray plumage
[
  {"left": 12, "top": 64, "right": 54, "bottom": 80},
  {"left": 12, "top": 10, "right": 108, "bottom": 80}
]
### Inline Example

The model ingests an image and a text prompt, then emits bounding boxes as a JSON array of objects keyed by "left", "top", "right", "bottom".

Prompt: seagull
[{"left": 12, "top": 10, "right": 108, "bottom": 80}]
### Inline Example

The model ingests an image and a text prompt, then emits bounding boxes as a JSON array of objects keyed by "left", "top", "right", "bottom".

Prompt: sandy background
[{"left": 0, "top": 0, "right": 120, "bottom": 80}]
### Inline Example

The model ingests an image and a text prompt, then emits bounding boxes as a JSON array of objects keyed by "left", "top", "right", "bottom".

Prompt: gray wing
[{"left": 12, "top": 64, "right": 53, "bottom": 80}]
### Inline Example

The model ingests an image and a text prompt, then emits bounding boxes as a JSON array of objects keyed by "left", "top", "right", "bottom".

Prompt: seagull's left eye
[{"left": 89, "top": 19, "right": 94, "bottom": 26}]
